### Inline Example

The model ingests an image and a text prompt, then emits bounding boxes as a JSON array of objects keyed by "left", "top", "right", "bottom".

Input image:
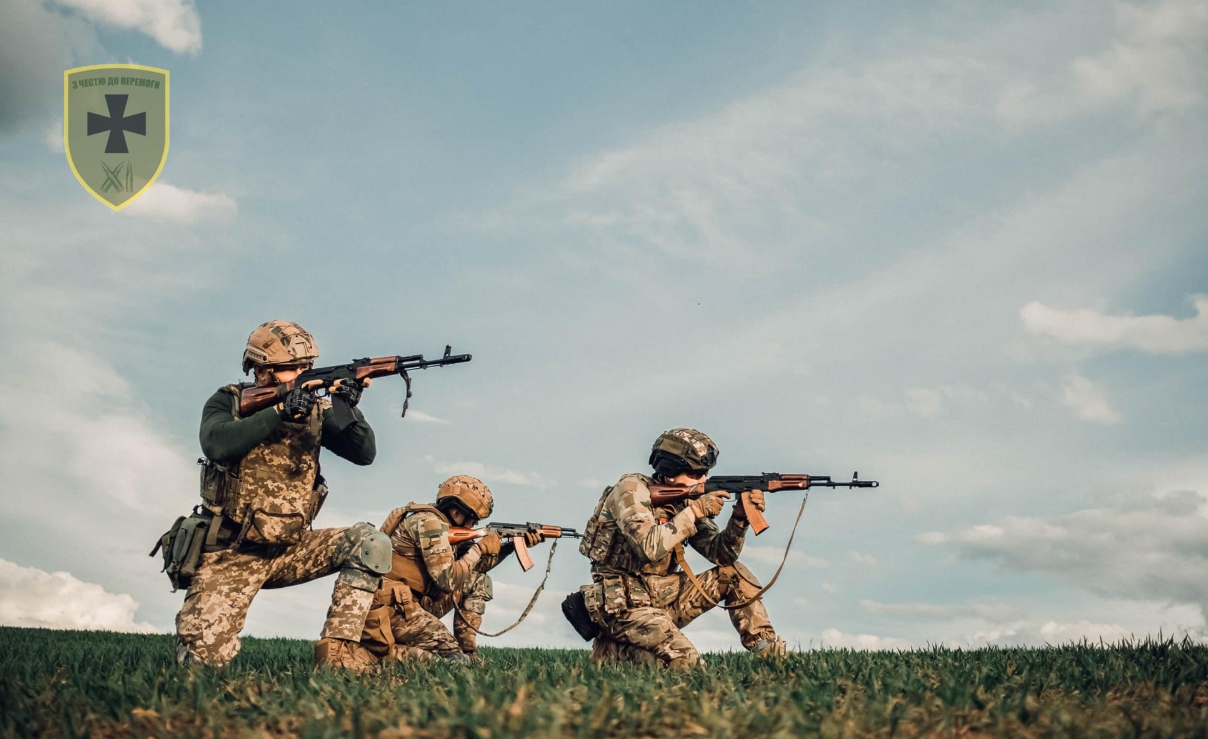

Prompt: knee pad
[
  {"left": 337, "top": 567, "right": 381, "bottom": 592},
  {"left": 340, "top": 523, "right": 392, "bottom": 575}
]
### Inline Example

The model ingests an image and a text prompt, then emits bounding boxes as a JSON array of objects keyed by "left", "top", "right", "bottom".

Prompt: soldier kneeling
[
  {"left": 575, "top": 428, "right": 786, "bottom": 668},
  {"left": 360, "top": 475, "right": 545, "bottom": 663}
]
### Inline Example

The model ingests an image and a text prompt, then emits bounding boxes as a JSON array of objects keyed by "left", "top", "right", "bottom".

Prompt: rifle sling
[
  {"left": 454, "top": 540, "right": 558, "bottom": 638},
  {"left": 673, "top": 494, "right": 807, "bottom": 611}
]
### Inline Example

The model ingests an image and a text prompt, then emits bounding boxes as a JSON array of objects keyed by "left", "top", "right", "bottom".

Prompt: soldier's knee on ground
[
  {"left": 335, "top": 523, "right": 392, "bottom": 592},
  {"left": 387, "top": 644, "right": 438, "bottom": 664}
]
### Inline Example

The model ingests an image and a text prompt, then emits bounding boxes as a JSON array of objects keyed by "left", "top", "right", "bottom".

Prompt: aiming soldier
[
  {"left": 359, "top": 475, "right": 546, "bottom": 663},
  {"left": 574, "top": 428, "right": 786, "bottom": 667},
  {"left": 173, "top": 320, "right": 392, "bottom": 670}
]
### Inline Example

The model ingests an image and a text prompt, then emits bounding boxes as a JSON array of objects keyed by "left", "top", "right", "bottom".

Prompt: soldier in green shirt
[{"left": 174, "top": 320, "right": 391, "bottom": 670}]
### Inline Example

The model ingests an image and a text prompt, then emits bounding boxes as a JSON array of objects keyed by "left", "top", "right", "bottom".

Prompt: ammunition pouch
[
  {"left": 561, "top": 589, "right": 600, "bottom": 641},
  {"left": 198, "top": 457, "right": 239, "bottom": 509},
  {"left": 149, "top": 507, "right": 228, "bottom": 592}
]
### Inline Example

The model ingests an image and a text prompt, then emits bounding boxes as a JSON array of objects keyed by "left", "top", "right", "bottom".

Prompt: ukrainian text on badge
[{"left": 64, "top": 64, "right": 169, "bottom": 211}]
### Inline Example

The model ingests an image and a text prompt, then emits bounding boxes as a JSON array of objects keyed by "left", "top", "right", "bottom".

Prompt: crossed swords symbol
[{"left": 99, "top": 161, "right": 133, "bottom": 192}]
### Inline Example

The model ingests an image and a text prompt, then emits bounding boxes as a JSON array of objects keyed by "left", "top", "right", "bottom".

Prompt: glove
[
  {"left": 523, "top": 530, "right": 546, "bottom": 548},
  {"left": 475, "top": 533, "right": 503, "bottom": 557},
  {"left": 330, "top": 378, "right": 367, "bottom": 408},
  {"left": 734, "top": 489, "right": 766, "bottom": 519},
  {"left": 279, "top": 386, "right": 317, "bottom": 421},
  {"left": 688, "top": 491, "right": 730, "bottom": 519}
]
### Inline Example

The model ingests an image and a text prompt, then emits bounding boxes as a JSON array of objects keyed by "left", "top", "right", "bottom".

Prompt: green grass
[{"left": 1, "top": 627, "right": 1206, "bottom": 738}]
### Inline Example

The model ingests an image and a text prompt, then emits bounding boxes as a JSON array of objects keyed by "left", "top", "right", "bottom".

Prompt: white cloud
[
  {"left": 924, "top": 489, "right": 1208, "bottom": 616},
  {"left": 1062, "top": 374, "right": 1124, "bottom": 424},
  {"left": 849, "top": 550, "right": 878, "bottom": 567},
  {"left": 44, "top": 116, "right": 63, "bottom": 152},
  {"left": 906, "top": 388, "right": 944, "bottom": 418},
  {"left": 996, "top": 0, "right": 1208, "bottom": 125},
  {"left": 423, "top": 454, "right": 552, "bottom": 488},
  {"left": 49, "top": 0, "right": 202, "bottom": 54},
  {"left": 0, "top": 558, "right": 156, "bottom": 632},
  {"left": 1021, "top": 295, "right": 1208, "bottom": 355},
  {"left": 405, "top": 410, "right": 449, "bottom": 425},
  {"left": 821, "top": 583, "right": 837, "bottom": 594},
  {"left": 819, "top": 628, "right": 911, "bottom": 651},
  {"left": 1073, "top": 0, "right": 1208, "bottom": 115},
  {"left": 122, "top": 182, "right": 237, "bottom": 224}
]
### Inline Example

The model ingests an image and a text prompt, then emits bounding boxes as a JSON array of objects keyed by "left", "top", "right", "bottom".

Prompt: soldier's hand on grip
[
  {"left": 476, "top": 533, "right": 503, "bottom": 557},
  {"left": 523, "top": 530, "right": 546, "bottom": 547},
  {"left": 330, "top": 378, "right": 367, "bottom": 408},
  {"left": 689, "top": 490, "right": 730, "bottom": 519},
  {"left": 280, "top": 386, "right": 317, "bottom": 421},
  {"left": 735, "top": 489, "right": 766, "bottom": 519}
]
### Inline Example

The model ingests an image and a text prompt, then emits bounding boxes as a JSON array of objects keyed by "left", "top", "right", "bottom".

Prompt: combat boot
[
  {"left": 454, "top": 610, "right": 482, "bottom": 661},
  {"left": 314, "top": 637, "right": 377, "bottom": 672},
  {"left": 752, "top": 637, "right": 787, "bottom": 659}
]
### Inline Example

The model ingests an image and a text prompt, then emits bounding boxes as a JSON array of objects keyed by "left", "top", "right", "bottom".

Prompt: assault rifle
[
  {"left": 648, "top": 472, "right": 879, "bottom": 535},
  {"left": 449, "top": 522, "right": 582, "bottom": 572},
  {"left": 238, "top": 345, "right": 472, "bottom": 430}
]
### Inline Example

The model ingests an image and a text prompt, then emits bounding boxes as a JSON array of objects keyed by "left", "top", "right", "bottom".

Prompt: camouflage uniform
[
  {"left": 578, "top": 473, "right": 778, "bottom": 668},
  {"left": 360, "top": 504, "right": 501, "bottom": 662},
  {"left": 175, "top": 386, "right": 386, "bottom": 667}
]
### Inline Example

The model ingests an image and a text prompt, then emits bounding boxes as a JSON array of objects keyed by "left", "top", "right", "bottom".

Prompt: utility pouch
[
  {"left": 561, "top": 589, "right": 600, "bottom": 641},
  {"left": 150, "top": 508, "right": 219, "bottom": 592},
  {"left": 198, "top": 457, "right": 238, "bottom": 508},
  {"left": 599, "top": 576, "right": 628, "bottom": 615}
]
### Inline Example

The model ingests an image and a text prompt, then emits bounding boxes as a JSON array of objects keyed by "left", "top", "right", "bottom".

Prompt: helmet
[
  {"left": 436, "top": 475, "right": 494, "bottom": 520},
  {"left": 242, "top": 320, "right": 319, "bottom": 374},
  {"left": 648, "top": 428, "right": 719, "bottom": 474}
]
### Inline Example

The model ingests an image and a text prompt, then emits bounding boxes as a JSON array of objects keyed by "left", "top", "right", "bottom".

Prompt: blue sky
[{"left": 1, "top": 0, "right": 1206, "bottom": 651}]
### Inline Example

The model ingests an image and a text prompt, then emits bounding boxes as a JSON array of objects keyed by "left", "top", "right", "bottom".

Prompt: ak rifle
[
  {"left": 648, "top": 472, "right": 879, "bottom": 535},
  {"left": 449, "top": 522, "right": 582, "bottom": 572},
  {"left": 238, "top": 345, "right": 472, "bottom": 429}
]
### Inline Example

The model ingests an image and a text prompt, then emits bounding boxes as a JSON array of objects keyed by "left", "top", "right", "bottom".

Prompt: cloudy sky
[{"left": 1, "top": 0, "right": 1206, "bottom": 652}]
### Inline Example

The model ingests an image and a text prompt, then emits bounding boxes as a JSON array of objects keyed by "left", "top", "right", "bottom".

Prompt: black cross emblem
[{"left": 87, "top": 94, "right": 146, "bottom": 154}]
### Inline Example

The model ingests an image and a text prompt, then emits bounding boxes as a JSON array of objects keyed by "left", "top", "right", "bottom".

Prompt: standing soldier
[
  {"left": 359, "top": 475, "right": 546, "bottom": 663},
  {"left": 174, "top": 320, "right": 392, "bottom": 669},
  {"left": 575, "top": 428, "right": 786, "bottom": 668}
]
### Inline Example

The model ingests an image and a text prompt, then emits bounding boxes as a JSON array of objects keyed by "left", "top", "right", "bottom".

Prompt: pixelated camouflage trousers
[
  {"left": 590, "top": 561, "right": 776, "bottom": 668},
  {"left": 360, "top": 571, "right": 493, "bottom": 662},
  {"left": 175, "top": 527, "right": 377, "bottom": 667}
]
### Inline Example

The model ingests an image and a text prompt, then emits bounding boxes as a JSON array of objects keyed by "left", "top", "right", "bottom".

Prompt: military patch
[{"left": 64, "top": 65, "right": 169, "bottom": 210}]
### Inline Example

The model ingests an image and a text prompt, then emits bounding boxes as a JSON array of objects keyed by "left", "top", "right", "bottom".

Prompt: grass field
[{"left": 1, "top": 627, "right": 1206, "bottom": 738}]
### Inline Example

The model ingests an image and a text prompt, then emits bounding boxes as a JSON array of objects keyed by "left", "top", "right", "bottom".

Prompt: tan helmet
[
  {"left": 649, "top": 428, "right": 719, "bottom": 473},
  {"left": 436, "top": 475, "right": 494, "bottom": 520},
  {"left": 242, "top": 320, "right": 320, "bottom": 374}
]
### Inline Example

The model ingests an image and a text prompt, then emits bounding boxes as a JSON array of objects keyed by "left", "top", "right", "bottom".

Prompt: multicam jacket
[
  {"left": 580, "top": 473, "right": 748, "bottom": 578},
  {"left": 382, "top": 506, "right": 501, "bottom": 597}
]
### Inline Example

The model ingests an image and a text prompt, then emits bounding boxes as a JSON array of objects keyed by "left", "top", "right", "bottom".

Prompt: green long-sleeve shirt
[{"left": 198, "top": 387, "right": 377, "bottom": 466}]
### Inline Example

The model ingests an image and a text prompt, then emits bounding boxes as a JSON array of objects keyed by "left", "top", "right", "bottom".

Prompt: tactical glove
[
  {"left": 330, "top": 378, "right": 367, "bottom": 408},
  {"left": 733, "top": 489, "right": 766, "bottom": 519},
  {"left": 280, "top": 386, "right": 317, "bottom": 421},
  {"left": 688, "top": 491, "right": 730, "bottom": 519},
  {"left": 476, "top": 533, "right": 503, "bottom": 557},
  {"left": 523, "top": 530, "right": 546, "bottom": 548}
]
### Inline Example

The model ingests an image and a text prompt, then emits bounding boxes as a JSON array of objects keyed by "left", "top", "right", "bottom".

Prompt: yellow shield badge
[{"left": 64, "top": 64, "right": 169, "bottom": 210}]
